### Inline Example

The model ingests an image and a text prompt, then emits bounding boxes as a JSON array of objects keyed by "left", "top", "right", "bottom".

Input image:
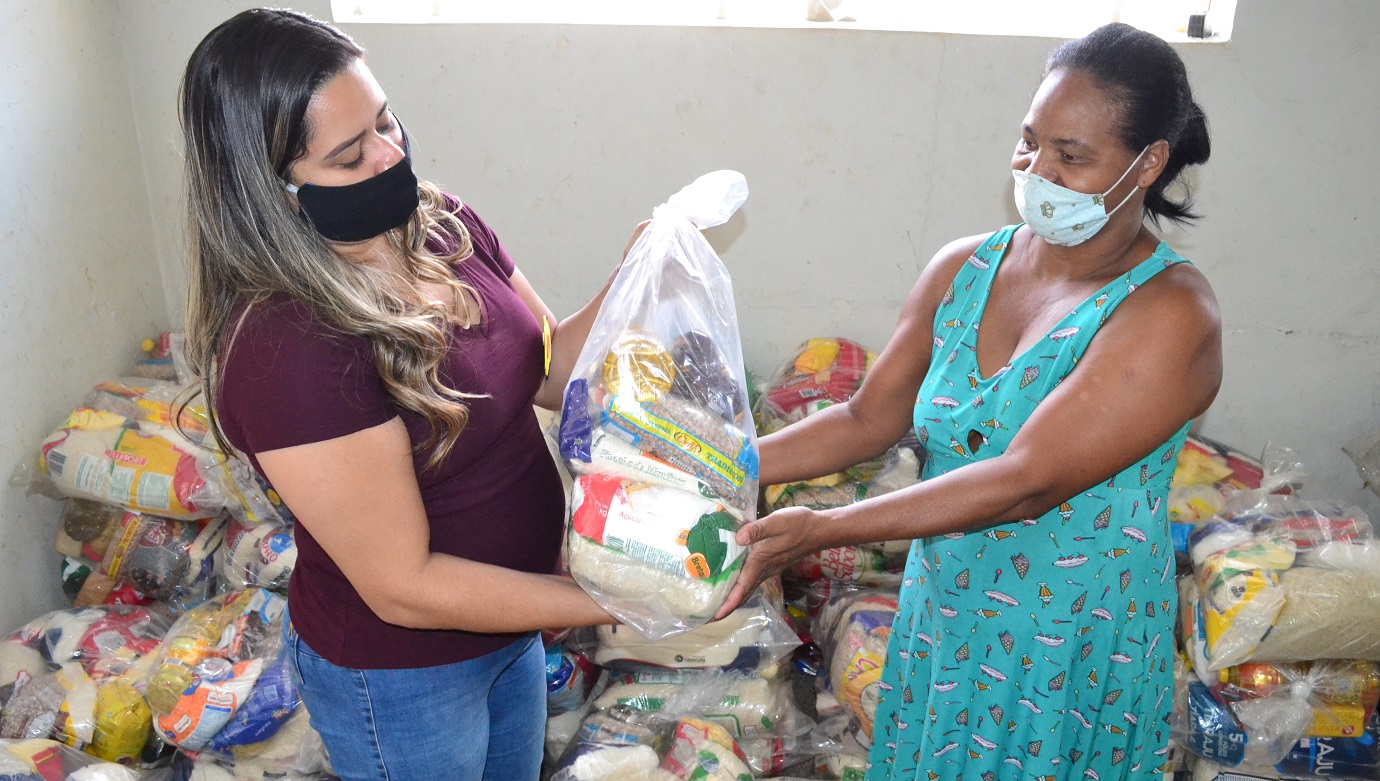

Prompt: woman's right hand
[{"left": 715, "top": 505, "right": 824, "bottom": 619}]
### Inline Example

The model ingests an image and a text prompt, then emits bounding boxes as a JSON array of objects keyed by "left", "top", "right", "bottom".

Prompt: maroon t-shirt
[{"left": 216, "top": 200, "right": 564, "bottom": 669}]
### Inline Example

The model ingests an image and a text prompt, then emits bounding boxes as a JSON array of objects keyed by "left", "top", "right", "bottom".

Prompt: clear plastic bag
[
  {"left": 16, "top": 379, "right": 294, "bottom": 528},
  {"left": 756, "top": 338, "right": 876, "bottom": 439},
  {"left": 659, "top": 716, "right": 755, "bottom": 780},
  {"left": 549, "top": 706, "right": 678, "bottom": 781},
  {"left": 571, "top": 587, "right": 801, "bottom": 675},
  {"left": 1185, "top": 449, "right": 1379, "bottom": 670},
  {"left": 736, "top": 711, "right": 847, "bottom": 778},
  {"left": 1345, "top": 427, "right": 1380, "bottom": 502},
  {"left": 54, "top": 501, "right": 123, "bottom": 569},
  {"left": 775, "top": 449, "right": 919, "bottom": 586},
  {"left": 550, "top": 705, "right": 757, "bottom": 781},
  {"left": 0, "top": 606, "right": 172, "bottom": 765},
  {"left": 1214, "top": 660, "right": 1380, "bottom": 740},
  {"left": 1179, "top": 669, "right": 1380, "bottom": 773},
  {"left": 558, "top": 171, "right": 757, "bottom": 640},
  {"left": 0, "top": 738, "right": 147, "bottom": 780},
  {"left": 202, "top": 653, "right": 302, "bottom": 754},
  {"left": 591, "top": 668, "right": 799, "bottom": 741},
  {"left": 54, "top": 502, "right": 224, "bottom": 618},
  {"left": 812, "top": 587, "right": 900, "bottom": 744},
  {"left": 20, "top": 381, "right": 226, "bottom": 521},
  {"left": 1169, "top": 435, "right": 1267, "bottom": 524},
  {"left": 141, "top": 589, "right": 285, "bottom": 753},
  {"left": 1182, "top": 677, "right": 1288, "bottom": 768},
  {"left": 98, "top": 513, "right": 227, "bottom": 612},
  {"left": 170, "top": 707, "right": 335, "bottom": 781},
  {"left": 220, "top": 518, "right": 296, "bottom": 593}
]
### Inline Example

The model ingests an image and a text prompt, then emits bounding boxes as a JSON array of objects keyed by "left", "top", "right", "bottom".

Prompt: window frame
[{"left": 329, "top": 0, "right": 1235, "bottom": 42}]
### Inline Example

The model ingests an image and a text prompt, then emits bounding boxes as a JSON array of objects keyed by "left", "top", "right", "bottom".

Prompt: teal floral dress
[{"left": 865, "top": 225, "right": 1189, "bottom": 781}]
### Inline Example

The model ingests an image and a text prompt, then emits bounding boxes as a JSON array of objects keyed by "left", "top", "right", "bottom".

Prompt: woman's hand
[
  {"left": 715, "top": 505, "right": 824, "bottom": 619},
  {"left": 623, "top": 219, "right": 651, "bottom": 259}
]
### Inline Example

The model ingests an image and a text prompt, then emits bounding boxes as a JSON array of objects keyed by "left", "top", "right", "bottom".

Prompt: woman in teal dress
[{"left": 717, "top": 24, "right": 1221, "bottom": 781}]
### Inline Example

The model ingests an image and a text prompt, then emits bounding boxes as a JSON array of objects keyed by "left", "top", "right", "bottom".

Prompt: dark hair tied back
[{"left": 1046, "top": 22, "right": 1211, "bottom": 224}]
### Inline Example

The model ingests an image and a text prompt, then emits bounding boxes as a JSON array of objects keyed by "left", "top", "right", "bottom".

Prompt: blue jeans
[{"left": 283, "top": 614, "right": 545, "bottom": 781}]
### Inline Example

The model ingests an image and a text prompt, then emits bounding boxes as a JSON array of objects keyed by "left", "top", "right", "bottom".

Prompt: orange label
[
  {"left": 684, "top": 553, "right": 711, "bottom": 579},
  {"left": 676, "top": 529, "right": 690, "bottom": 547},
  {"left": 671, "top": 431, "right": 703, "bottom": 454}
]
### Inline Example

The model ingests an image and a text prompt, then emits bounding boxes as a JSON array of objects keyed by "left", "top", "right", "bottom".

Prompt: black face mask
[{"left": 287, "top": 127, "right": 419, "bottom": 243}]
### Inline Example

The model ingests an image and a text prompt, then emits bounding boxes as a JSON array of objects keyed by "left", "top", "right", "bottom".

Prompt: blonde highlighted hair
[{"left": 180, "top": 8, "right": 480, "bottom": 470}]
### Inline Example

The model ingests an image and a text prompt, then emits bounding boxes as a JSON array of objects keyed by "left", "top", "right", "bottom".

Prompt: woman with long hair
[{"left": 180, "top": 9, "right": 634, "bottom": 779}]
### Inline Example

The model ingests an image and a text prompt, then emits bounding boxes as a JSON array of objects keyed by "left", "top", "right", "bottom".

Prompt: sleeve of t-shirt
[
  {"left": 218, "top": 298, "right": 395, "bottom": 455},
  {"left": 456, "top": 201, "right": 516, "bottom": 280},
  {"left": 435, "top": 194, "right": 515, "bottom": 280}
]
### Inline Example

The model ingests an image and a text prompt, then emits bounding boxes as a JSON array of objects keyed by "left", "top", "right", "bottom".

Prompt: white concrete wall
[
  {"left": 4, "top": 0, "right": 1377, "bottom": 632},
  {"left": 123, "top": 0, "right": 1379, "bottom": 509},
  {"left": 0, "top": 4, "right": 167, "bottom": 634}
]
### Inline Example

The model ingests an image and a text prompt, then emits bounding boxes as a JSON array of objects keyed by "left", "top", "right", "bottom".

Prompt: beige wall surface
[
  {"left": 0, "top": 4, "right": 167, "bottom": 633},
  {"left": 3, "top": 0, "right": 1377, "bottom": 632},
  {"left": 125, "top": 0, "right": 1379, "bottom": 507}
]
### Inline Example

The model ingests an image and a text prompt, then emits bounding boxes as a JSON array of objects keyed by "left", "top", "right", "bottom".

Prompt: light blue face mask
[{"left": 1012, "top": 145, "right": 1149, "bottom": 247}]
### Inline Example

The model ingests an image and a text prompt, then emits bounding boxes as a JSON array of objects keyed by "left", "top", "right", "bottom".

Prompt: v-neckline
[{"left": 970, "top": 230, "right": 1168, "bottom": 382}]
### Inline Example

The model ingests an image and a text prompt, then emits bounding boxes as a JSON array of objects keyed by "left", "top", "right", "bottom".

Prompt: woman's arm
[
  {"left": 256, "top": 417, "right": 617, "bottom": 632},
  {"left": 717, "top": 263, "right": 1222, "bottom": 617},
  {"left": 511, "top": 222, "right": 650, "bottom": 410},
  {"left": 757, "top": 234, "right": 983, "bottom": 486}
]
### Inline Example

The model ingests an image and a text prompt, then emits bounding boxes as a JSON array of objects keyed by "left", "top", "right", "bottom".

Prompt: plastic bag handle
[{"left": 654, "top": 170, "right": 749, "bottom": 230}]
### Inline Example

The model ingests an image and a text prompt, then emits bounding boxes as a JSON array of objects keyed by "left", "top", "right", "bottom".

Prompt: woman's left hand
[{"left": 715, "top": 505, "right": 824, "bottom": 619}]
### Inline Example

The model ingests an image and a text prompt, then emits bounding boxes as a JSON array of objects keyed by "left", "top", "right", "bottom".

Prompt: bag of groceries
[{"left": 559, "top": 170, "right": 757, "bottom": 640}]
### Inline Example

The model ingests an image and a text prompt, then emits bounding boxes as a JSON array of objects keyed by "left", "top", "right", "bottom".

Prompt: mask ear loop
[{"left": 1101, "top": 145, "right": 1151, "bottom": 219}]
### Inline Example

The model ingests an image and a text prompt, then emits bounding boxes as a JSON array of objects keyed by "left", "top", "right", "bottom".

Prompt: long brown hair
[{"left": 180, "top": 8, "right": 480, "bottom": 470}]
